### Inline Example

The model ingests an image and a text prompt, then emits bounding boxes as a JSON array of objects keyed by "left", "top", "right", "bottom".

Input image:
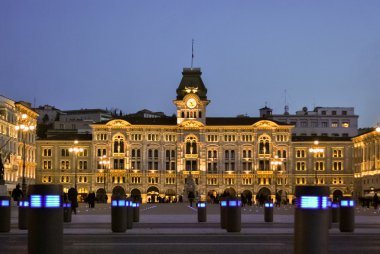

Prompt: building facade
[
  {"left": 0, "top": 96, "right": 38, "bottom": 192},
  {"left": 261, "top": 106, "right": 358, "bottom": 137},
  {"left": 352, "top": 128, "right": 380, "bottom": 198},
  {"left": 35, "top": 68, "right": 355, "bottom": 203}
]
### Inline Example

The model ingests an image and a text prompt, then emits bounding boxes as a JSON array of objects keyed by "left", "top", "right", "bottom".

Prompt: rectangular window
[
  {"left": 242, "top": 178, "right": 252, "bottom": 185},
  {"left": 331, "top": 122, "right": 338, "bottom": 128},
  {"left": 147, "top": 134, "right": 159, "bottom": 141},
  {"left": 242, "top": 135, "right": 253, "bottom": 142},
  {"left": 43, "top": 160, "right": 52, "bottom": 170},
  {"left": 321, "top": 122, "right": 328, "bottom": 128},
  {"left": 61, "top": 149, "right": 69, "bottom": 157},
  {"left": 79, "top": 161, "right": 88, "bottom": 170},
  {"left": 42, "top": 175, "right": 52, "bottom": 183},
  {"left": 131, "top": 177, "right": 141, "bottom": 184},
  {"left": 342, "top": 122, "right": 350, "bottom": 128},
  {"left": 296, "top": 149, "right": 306, "bottom": 158},
  {"left": 43, "top": 148, "right": 52, "bottom": 157},
  {"left": 333, "top": 161, "right": 344, "bottom": 171},
  {"left": 60, "top": 160, "right": 69, "bottom": 170},
  {"left": 207, "top": 135, "right": 218, "bottom": 142},
  {"left": 333, "top": 149, "right": 343, "bottom": 158},
  {"left": 296, "top": 161, "right": 306, "bottom": 171},
  {"left": 207, "top": 178, "right": 217, "bottom": 185},
  {"left": 314, "top": 161, "right": 324, "bottom": 171}
]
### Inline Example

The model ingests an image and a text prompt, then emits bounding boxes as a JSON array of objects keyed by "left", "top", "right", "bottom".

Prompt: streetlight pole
[
  {"left": 271, "top": 155, "right": 282, "bottom": 204},
  {"left": 309, "top": 140, "right": 324, "bottom": 185},
  {"left": 69, "top": 140, "right": 83, "bottom": 191},
  {"left": 99, "top": 155, "right": 109, "bottom": 192},
  {"left": 15, "top": 114, "right": 35, "bottom": 195}
]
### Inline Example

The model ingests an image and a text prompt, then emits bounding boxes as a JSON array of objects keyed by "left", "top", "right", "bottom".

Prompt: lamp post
[
  {"left": 271, "top": 155, "right": 282, "bottom": 204},
  {"left": 99, "top": 155, "right": 109, "bottom": 192},
  {"left": 309, "top": 140, "right": 325, "bottom": 185},
  {"left": 15, "top": 114, "right": 35, "bottom": 195},
  {"left": 69, "top": 140, "right": 83, "bottom": 190}
]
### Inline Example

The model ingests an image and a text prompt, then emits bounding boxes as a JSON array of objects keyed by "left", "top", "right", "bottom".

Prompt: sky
[{"left": 1, "top": 1, "right": 380, "bottom": 127}]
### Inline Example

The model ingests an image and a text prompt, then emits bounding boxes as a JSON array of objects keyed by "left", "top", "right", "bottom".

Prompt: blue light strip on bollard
[
  {"left": 341, "top": 200, "right": 355, "bottom": 207},
  {"left": 265, "top": 203, "right": 274, "bottom": 208},
  {"left": 299, "top": 196, "right": 328, "bottom": 209},
  {"left": 0, "top": 200, "right": 10, "bottom": 207},
  {"left": 332, "top": 203, "right": 339, "bottom": 208},
  {"left": 125, "top": 201, "right": 131, "bottom": 207},
  {"left": 220, "top": 201, "right": 227, "bottom": 207},
  {"left": 197, "top": 203, "right": 206, "bottom": 208},
  {"left": 118, "top": 200, "right": 126, "bottom": 207},
  {"left": 30, "top": 195, "right": 60, "bottom": 208},
  {"left": 19, "top": 201, "right": 29, "bottom": 207},
  {"left": 30, "top": 195, "right": 42, "bottom": 208},
  {"left": 111, "top": 200, "right": 117, "bottom": 207},
  {"left": 63, "top": 203, "right": 71, "bottom": 208},
  {"left": 132, "top": 202, "right": 138, "bottom": 208},
  {"left": 45, "top": 195, "right": 60, "bottom": 208}
]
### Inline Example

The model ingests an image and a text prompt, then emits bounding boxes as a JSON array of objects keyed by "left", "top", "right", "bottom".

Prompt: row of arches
[{"left": 94, "top": 186, "right": 344, "bottom": 204}]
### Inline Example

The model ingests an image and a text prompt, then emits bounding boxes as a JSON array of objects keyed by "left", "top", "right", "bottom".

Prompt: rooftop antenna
[
  {"left": 284, "top": 89, "right": 289, "bottom": 115},
  {"left": 191, "top": 39, "right": 194, "bottom": 69}
]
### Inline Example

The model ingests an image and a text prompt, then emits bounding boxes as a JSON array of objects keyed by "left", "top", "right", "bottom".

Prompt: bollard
[
  {"left": 294, "top": 186, "right": 330, "bottom": 254},
  {"left": 18, "top": 198, "right": 29, "bottom": 230},
  {"left": 132, "top": 202, "right": 140, "bottom": 222},
  {"left": 331, "top": 203, "right": 340, "bottom": 223},
  {"left": 126, "top": 200, "right": 133, "bottom": 229},
  {"left": 339, "top": 199, "right": 355, "bottom": 232},
  {"left": 28, "top": 184, "right": 63, "bottom": 254},
  {"left": 327, "top": 199, "right": 332, "bottom": 229},
  {"left": 264, "top": 202, "right": 274, "bottom": 222},
  {"left": 63, "top": 202, "right": 72, "bottom": 223},
  {"left": 111, "top": 199, "right": 127, "bottom": 232},
  {"left": 197, "top": 202, "right": 207, "bottom": 222},
  {"left": 226, "top": 199, "right": 241, "bottom": 233},
  {"left": 220, "top": 199, "right": 228, "bottom": 229},
  {"left": 0, "top": 196, "right": 11, "bottom": 232}
]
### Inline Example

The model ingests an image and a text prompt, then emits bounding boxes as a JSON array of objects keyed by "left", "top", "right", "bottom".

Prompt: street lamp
[
  {"left": 309, "top": 140, "right": 325, "bottom": 185},
  {"left": 69, "top": 140, "right": 83, "bottom": 190},
  {"left": 99, "top": 155, "right": 109, "bottom": 191},
  {"left": 271, "top": 155, "right": 283, "bottom": 203},
  {"left": 15, "top": 114, "right": 35, "bottom": 195}
]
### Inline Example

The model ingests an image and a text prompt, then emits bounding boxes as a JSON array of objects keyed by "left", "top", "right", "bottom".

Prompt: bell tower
[{"left": 173, "top": 68, "right": 209, "bottom": 125}]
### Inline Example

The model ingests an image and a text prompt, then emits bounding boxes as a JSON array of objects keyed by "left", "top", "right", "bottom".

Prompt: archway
[
  {"left": 207, "top": 190, "right": 218, "bottom": 203},
  {"left": 131, "top": 188, "right": 142, "bottom": 202},
  {"left": 333, "top": 189, "right": 343, "bottom": 202},
  {"left": 96, "top": 188, "right": 107, "bottom": 203},
  {"left": 256, "top": 187, "right": 271, "bottom": 205},
  {"left": 223, "top": 187, "right": 237, "bottom": 198},
  {"left": 242, "top": 190, "right": 253, "bottom": 205},
  {"left": 165, "top": 189, "right": 176, "bottom": 203},
  {"left": 112, "top": 186, "right": 126, "bottom": 199},
  {"left": 147, "top": 186, "right": 160, "bottom": 203}
]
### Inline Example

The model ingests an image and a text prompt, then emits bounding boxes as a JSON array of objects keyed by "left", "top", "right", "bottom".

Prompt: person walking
[
  {"left": 68, "top": 188, "right": 78, "bottom": 214},
  {"left": 373, "top": 193, "right": 379, "bottom": 210},
  {"left": 11, "top": 184, "right": 23, "bottom": 205}
]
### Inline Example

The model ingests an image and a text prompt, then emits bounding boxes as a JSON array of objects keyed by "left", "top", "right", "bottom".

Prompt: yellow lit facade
[{"left": 35, "top": 68, "right": 355, "bottom": 202}]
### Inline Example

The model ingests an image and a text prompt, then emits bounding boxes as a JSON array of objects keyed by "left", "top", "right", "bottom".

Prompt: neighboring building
[
  {"left": 34, "top": 104, "right": 62, "bottom": 125},
  {"left": 261, "top": 106, "right": 358, "bottom": 137},
  {"left": 291, "top": 136, "right": 354, "bottom": 200},
  {"left": 35, "top": 67, "right": 355, "bottom": 203},
  {"left": 53, "top": 109, "right": 112, "bottom": 134},
  {"left": 352, "top": 128, "right": 380, "bottom": 198},
  {"left": 126, "top": 109, "right": 167, "bottom": 118},
  {"left": 0, "top": 96, "right": 38, "bottom": 192}
]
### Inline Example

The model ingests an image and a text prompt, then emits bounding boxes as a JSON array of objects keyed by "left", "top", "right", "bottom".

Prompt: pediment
[
  {"left": 252, "top": 120, "right": 279, "bottom": 128},
  {"left": 106, "top": 119, "right": 131, "bottom": 128},
  {"left": 179, "top": 120, "right": 204, "bottom": 128}
]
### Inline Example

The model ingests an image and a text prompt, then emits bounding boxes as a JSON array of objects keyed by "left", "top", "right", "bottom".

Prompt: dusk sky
[{"left": 1, "top": 1, "right": 380, "bottom": 127}]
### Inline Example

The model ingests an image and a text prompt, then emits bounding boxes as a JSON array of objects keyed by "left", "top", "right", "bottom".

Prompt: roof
[
  {"left": 100, "top": 116, "right": 291, "bottom": 127},
  {"left": 62, "top": 109, "right": 110, "bottom": 115},
  {"left": 292, "top": 136, "right": 352, "bottom": 142},
  {"left": 176, "top": 68, "right": 208, "bottom": 100},
  {"left": 37, "top": 133, "right": 92, "bottom": 141}
]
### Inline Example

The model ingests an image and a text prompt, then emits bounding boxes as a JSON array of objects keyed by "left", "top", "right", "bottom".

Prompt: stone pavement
[{"left": 6, "top": 202, "right": 380, "bottom": 235}]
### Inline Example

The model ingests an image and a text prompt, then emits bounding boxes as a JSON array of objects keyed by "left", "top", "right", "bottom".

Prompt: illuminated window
[
  {"left": 60, "top": 160, "right": 69, "bottom": 170},
  {"left": 207, "top": 135, "right": 218, "bottom": 142},
  {"left": 342, "top": 122, "right": 350, "bottom": 128},
  {"left": 314, "top": 161, "right": 324, "bottom": 171},
  {"left": 296, "top": 149, "right": 306, "bottom": 158},
  {"left": 43, "top": 160, "right": 52, "bottom": 170},
  {"left": 61, "top": 149, "right": 69, "bottom": 157},
  {"left": 43, "top": 148, "right": 52, "bottom": 157},
  {"left": 331, "top": 122, "right": 338, "bottom": 128},
  {"left": 333, "top": 161, "right": 343, "bottom": 171},
  {"left": 296, "top": 161, "right": 306, "bottom": 171},
  {"left": 207, "top": 178, "right": 217, "bottom": 185},
  {"left": 42, "top": 175, "right": 52, "bottom": 183}
]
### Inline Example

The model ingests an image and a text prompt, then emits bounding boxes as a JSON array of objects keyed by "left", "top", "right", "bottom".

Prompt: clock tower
[{"left": 173, "top": 68, "right": 209, "bottom": 125}]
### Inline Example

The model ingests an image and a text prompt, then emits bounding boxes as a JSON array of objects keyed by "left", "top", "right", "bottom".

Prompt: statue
[{"left": 183, "top": 173, "right": 197, "bottom": 203}]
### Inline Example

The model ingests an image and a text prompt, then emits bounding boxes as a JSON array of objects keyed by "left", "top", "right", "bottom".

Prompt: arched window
[
  {"left": 113, "top": 135, "right": 125, "bottom": 153},
  {"left": 259, "top": 136, "right": 271, "bottom": 154},
  {"left": 185, "top": 136, "right": 198, "bottom": 154}
]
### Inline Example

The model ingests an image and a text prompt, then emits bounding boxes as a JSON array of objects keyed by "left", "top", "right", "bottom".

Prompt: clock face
[{"left": 186, "top": 98, "right": 197, "bottom": 109}]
